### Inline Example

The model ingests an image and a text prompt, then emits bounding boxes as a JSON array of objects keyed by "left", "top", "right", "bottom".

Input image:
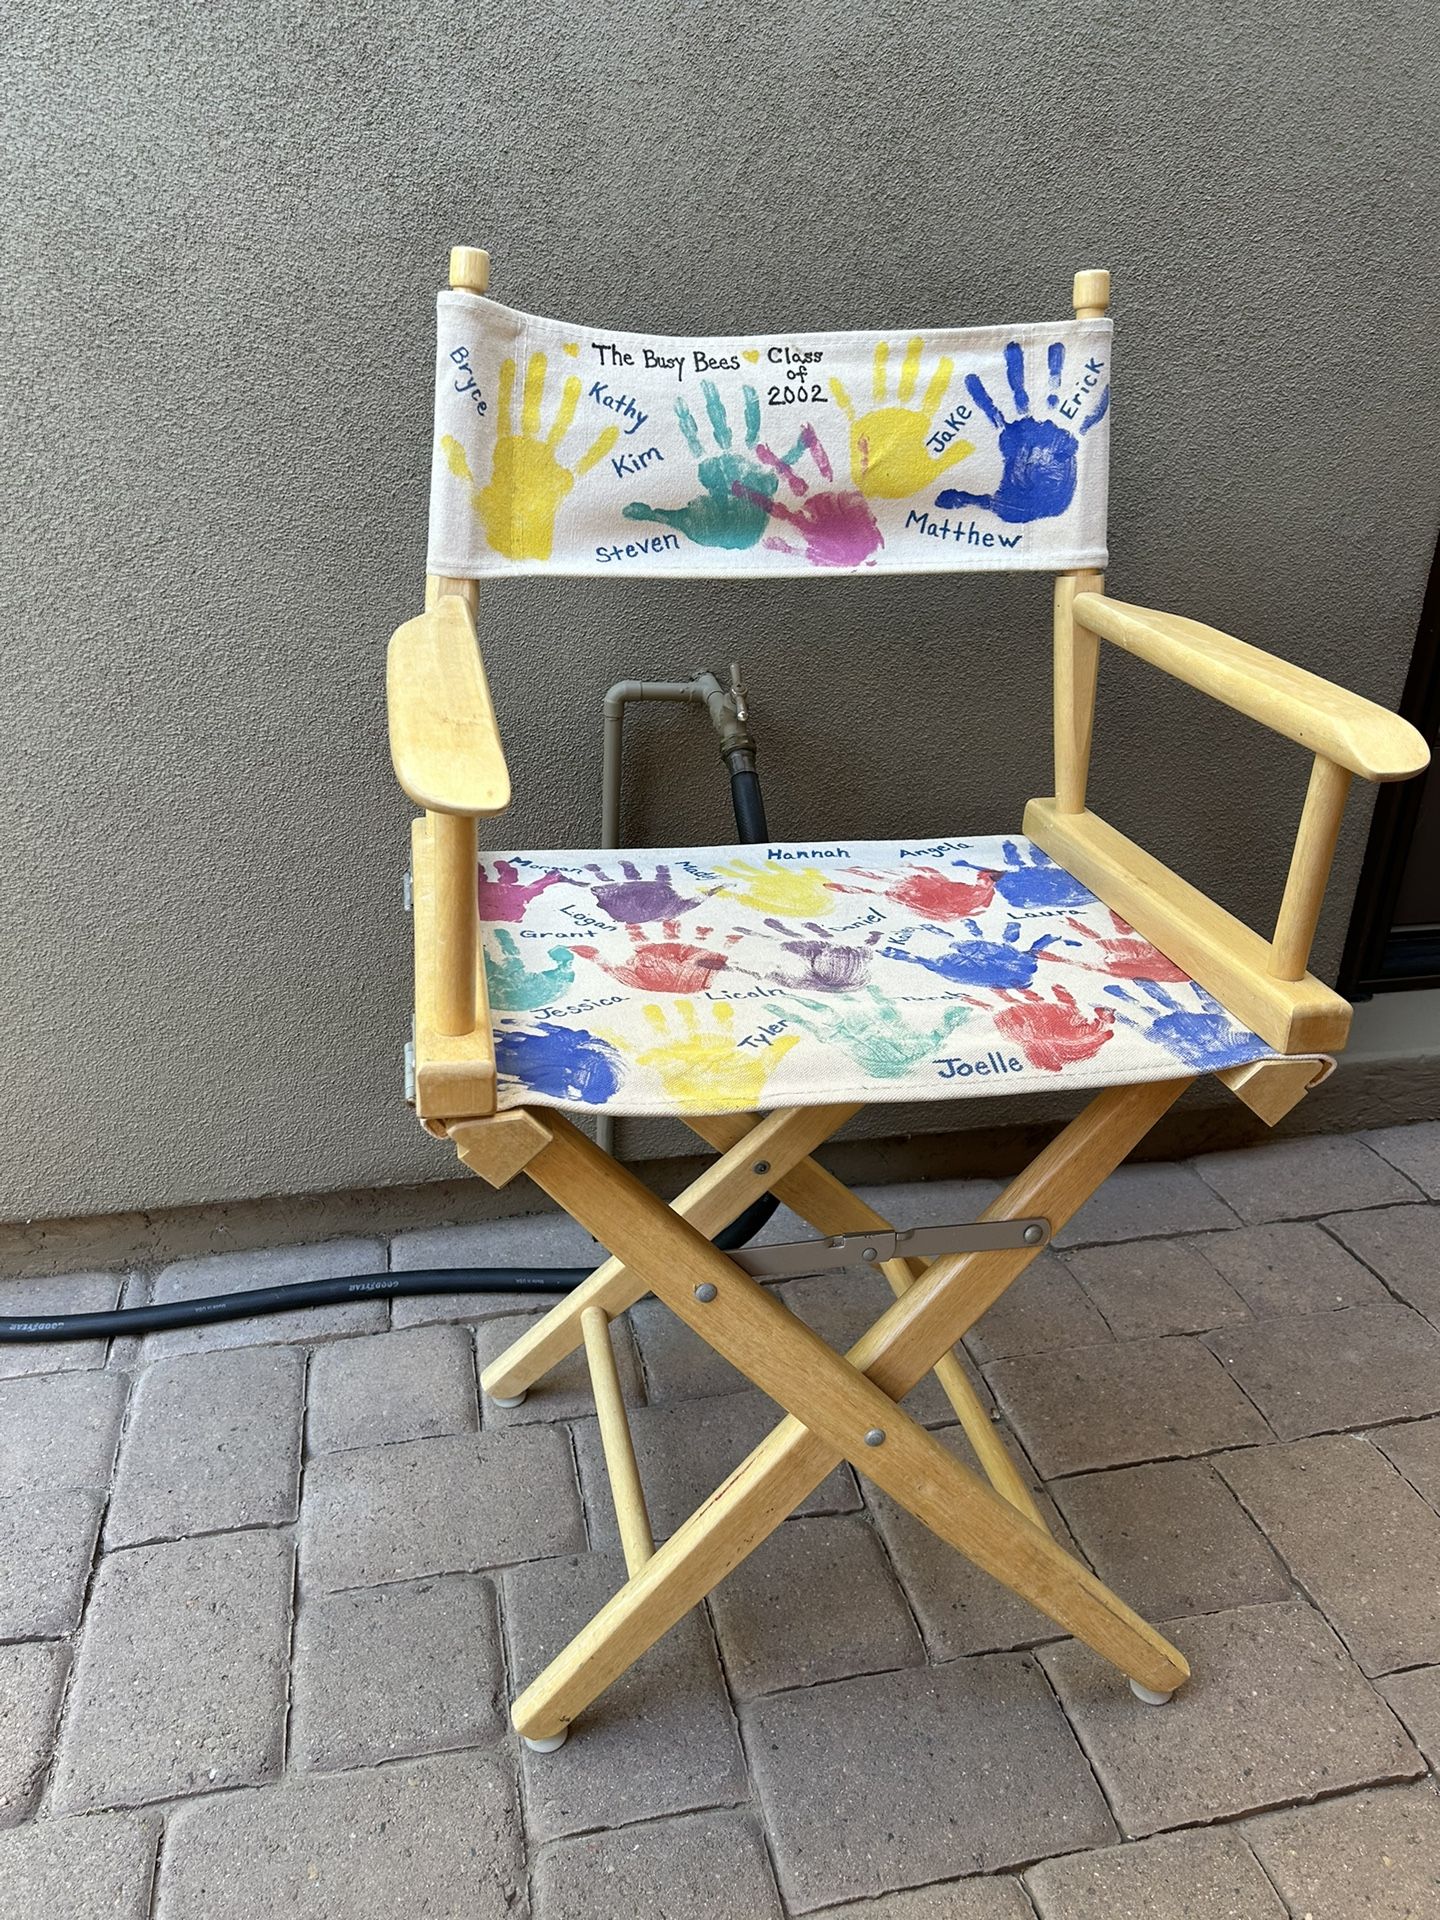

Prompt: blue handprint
[
  {"left": 882, "top": 918, "right": 1070, "bottom": 991},
  {"left": 934, "top": 341, "right": 1109, "bottom": 524},
  {"left": 1103, "top": 981, "right": 1264, "bottom": 1071},
  {"left": 496, "top": 1021, "right": 626, "bottom": 1104},
  {"left": 623, "top": 381, "right": 778, "bottom": 550},
  {"left": 484, "top": 929, "right": 576, "bottom": 1012},
  {"left": 954, "top": 841, "right": 1095, "bottom": 914}
]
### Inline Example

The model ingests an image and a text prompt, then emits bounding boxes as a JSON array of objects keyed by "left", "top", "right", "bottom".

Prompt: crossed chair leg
[{"left": 452, "top": 1077, "right": 1198, "bottom": 1747}]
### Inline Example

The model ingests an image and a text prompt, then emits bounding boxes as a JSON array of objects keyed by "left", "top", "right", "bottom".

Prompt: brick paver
[
  {"left": 290, "top": 1574, "right": 506, "bottom": 1771},
  {"left": 1324, "top": 1202, "right": 1440, "bottom": 1326},
  {"left": 142, "top": 1239, "right": 387, "bottom": 1356},
  {"left": 306, "top": 1324, "right": 478, "bottom": 1451},
  {"left": 1206, "top": 1301, "right": 1440, "bottom": 1438},
  {"left": 986, "top": 1334, "right": 1271, "bottom": 1477},
  {"left": 707, "top": 1512, "right": 923, "bottom": 1696},
  {"left": 1040, "top": 1600, "right": 1422, "bottom": 1837},
  {"left": 0, "top": 1640, "right": 68, "bottom": 1825},
  {"left": 154, "top": 1749, "right": 524, "bottom": 1919},
  {"left": 106, "top": 1345, "right": 303, "bottom": 1547},
  {"left": 532, "top": 1808, "right": 784, "bottom": 1919},
  {"left": 1192, "top": 1134, "right": 1422, "bottom": 1221},
  {"left": 0, "top": 1487, "right": 103, "bottom": 1638},
  {"left": 0, "top": 1811, "right": 159, "bottom": 1919},
  {"left": 51, "top": 1532, "right": 292, "bottom": 1813},
  {"left": 0, "top": 1370, "right": 126, "bottom": 1497},
  {"left": 745, "top": 1655, "right": 1114, "bottom": 1911},
  {"left": 1049, "top": 1458, "right": 1289, "bottom": 1621},
  {"left": 504, "top": 1549, "right": 748, "bottom": 1844},
  {"left": 1244, "top": 1781, "right": 1440, "bottom": 1917},
  {"left": 1218, "top": 1433, "right": 1440, "bottom": 1676},
  {"left": 3, "top": 1126, "right": 1439, "bottom": 1916},
  {"left": 1024, "top": 1825, "right": 1286, "bottom": 1919},
  {"left": 1187, "top": 1220, "right": 1390, "bottom": 1316},
  {"left": 0, "top": 1271, "right": 124, "bottom": 1380},
  {"left": 300, "top": 1426, "right": 585, "bottom": 1590}
]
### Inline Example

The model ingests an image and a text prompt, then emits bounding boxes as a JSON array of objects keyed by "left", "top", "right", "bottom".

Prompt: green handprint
[
  {"left": 784, "top": 988, "right": 975, "bottom": 1079},
  {"left": 484, "top": 929, "right": 577, "bottom": 1011},
  {"left": 623, "top": 381, "right": 778, "bottom": 549}
]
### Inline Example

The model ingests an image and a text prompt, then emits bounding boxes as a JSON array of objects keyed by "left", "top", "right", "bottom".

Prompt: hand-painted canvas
[
  {"left": 474, "top": 834, "right": 1303, "bottom": 1116},
  {"left": 427, "top": 293, "right": 1111, "bottom": 579}
]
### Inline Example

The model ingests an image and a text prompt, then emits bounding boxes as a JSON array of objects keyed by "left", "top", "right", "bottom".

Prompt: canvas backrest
[{"left": 427, "top": 262, "right": 1112, "bottom": 581}]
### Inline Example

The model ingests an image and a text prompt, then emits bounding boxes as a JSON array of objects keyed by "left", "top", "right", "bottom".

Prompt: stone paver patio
[{"left": 2, "top": 1121, "right": 1439, "bottom": 1916}]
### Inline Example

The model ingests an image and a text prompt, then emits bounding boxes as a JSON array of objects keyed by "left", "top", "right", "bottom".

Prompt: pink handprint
[
  {"left": 585, "top": 861, "right": 702, "bottom": 924},
  {"left": 831, "top": 863, "right": 1001, "bottom": 921},
  {"left": 734, "top": 424, "right": 884, "bottom": 569},
  {"left": 477, "top": 860, "right": 565, "bottom": 924},
  {"left": 572, "top": 922, "right": 742, "bottom": 994}
]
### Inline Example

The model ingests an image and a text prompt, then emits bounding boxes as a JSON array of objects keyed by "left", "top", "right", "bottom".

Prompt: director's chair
[{"left": 388, "top": 246, "right": 1429, "bottom": 1749}]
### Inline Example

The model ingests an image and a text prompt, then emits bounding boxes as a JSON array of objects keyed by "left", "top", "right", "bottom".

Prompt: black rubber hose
[
  {"left": 1, "top": 750, "right": 783, "bottom": 1344},
  {"left": 727, "top": 765, "right": 770, "bottom": 843}
]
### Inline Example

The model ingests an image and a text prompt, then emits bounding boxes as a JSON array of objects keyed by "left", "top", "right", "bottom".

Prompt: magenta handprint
[
  {"left": 733, "top": 424, "right": 884, "bottom": 569},
  {"left": 477, "top": 860, "right": 565, "bottom": 924}
]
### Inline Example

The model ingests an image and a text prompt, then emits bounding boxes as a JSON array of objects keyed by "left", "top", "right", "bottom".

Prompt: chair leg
[
  {"left": 473, "top": 1101, "right": 858, "bottom": 1403},
  {"left": 510, "top": 1080, "right": 1194, "bottom": 1743},
  {"left": 690, "top": 1113, "right": 1046, "bottom": 1529}
]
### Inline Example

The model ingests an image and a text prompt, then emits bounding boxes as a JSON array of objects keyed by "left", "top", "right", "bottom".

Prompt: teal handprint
[
  {"left": 623, "top": 381, "right": 778, "bottom": 550},
  {"left": 484, "top": 929, "right": 576, "bottom": 1011},
  {"left": 784, "top": 988, "right": 975, "bottom": 1079}
]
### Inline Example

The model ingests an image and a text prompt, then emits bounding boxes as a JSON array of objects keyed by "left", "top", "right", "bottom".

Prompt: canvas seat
[
  {"left": 386, "top": 245, "right": 1429, "bottom": 1753},
  {"left": 481, "top": 833, "right": 1282, "bottom": 1115}
]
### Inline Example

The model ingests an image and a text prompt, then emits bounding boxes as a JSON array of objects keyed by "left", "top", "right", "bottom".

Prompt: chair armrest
[
  {"left": 387, "top": 593, "right": 511, "bottom": 814},
  {"left": 1073, "top": 594, "right": 1429, "bottom": 783}
]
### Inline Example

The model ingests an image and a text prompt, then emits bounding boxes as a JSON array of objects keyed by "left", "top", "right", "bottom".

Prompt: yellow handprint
[
  {"left": 709, "top": 858, "right": 837, "bottom": 918},
  {"left": 442, "top": 351, "right": 619, "bottom": 562},
  {"left": 628, "top": 1002, "right": 799, "bottom": 1112},
  {"left": 830, "top": 338, "right": 974, "bottom": 499}
]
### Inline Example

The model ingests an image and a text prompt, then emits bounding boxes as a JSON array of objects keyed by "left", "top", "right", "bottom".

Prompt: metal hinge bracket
[{"left": 730, "top": 1216, "right": 1050, "bottom": 1280}]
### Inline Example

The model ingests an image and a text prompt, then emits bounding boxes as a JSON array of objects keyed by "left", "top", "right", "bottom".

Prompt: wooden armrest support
[
  {"left": 1024, "top": 798, "right": 1352, "bottom": 1055},
  {"left": 387, "top": 593, "right": 511, "bottom": 815},
  {"left": 1072, "top": 594, "right": 1429, "bottom": 783}
]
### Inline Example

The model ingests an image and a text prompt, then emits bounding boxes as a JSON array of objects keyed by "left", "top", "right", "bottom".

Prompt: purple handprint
[
  {"left": 585, "top": 861, "right": 702, "bottom": 924},
  {"left": 743, "top": 916, "right": 884, "bottom": 992}
]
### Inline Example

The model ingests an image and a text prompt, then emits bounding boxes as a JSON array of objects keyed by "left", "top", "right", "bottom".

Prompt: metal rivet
[
  {"left": 752, "top": 1160, "right": 770, "bottom": 1175},
  {"left": 864, "top": 1428, "right": 886, "bottom": 1447},
  {"left": 694, "top": 1282, "right": 718, "bottom": 1303},
  {"left": 861, "top": 1246, "right": 878, "bottom": 1262},
  {"left": 1023, "top": 1223, "right": 1044, "bottom": 1246}
]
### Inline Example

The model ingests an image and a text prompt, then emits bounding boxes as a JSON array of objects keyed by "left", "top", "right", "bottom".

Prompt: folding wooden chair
[{"left": 388, "top": 245, "right": 1429, "bottom": 1749}]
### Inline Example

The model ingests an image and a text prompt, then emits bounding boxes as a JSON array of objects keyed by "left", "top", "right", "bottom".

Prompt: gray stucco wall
[{"left": 4, "top": 2, "right": 1437, "bottom": 1222}]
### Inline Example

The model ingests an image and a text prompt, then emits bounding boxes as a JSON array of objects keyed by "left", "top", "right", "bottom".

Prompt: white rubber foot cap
[
  {"left": 521, "top": 1727, "right": 568, "bottom": 1752},
  {"left": 490, "top": 1390, "right": 528, "bottom": 1409},
  {"left": 1129, "top": 1678, "right": 1174, "bottom": 1706}
]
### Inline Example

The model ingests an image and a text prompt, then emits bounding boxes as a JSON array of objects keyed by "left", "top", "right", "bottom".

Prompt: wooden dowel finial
[
  {"left": 449, "top": 246, "right": 491, "bottom": 294},
  {"left": 1073, "top": 269, "right": 1111, "bottom": 318}
]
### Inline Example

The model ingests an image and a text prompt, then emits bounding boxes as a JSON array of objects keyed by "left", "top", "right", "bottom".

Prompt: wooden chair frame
[{"left": 386, "top": 246, "right": 1429, "bottom": 1748}]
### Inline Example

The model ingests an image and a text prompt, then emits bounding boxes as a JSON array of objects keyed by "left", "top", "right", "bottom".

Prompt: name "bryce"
[{"left": 589, "top": 383, "right": 649, "bottom": 436}]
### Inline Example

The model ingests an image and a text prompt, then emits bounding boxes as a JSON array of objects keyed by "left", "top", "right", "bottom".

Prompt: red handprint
[
  {"left": 833, "top": 863, "right": 1001, "bottom": 921},
  {"left": 988, "top": 983, "right": 1116, "bottom": 1071},
  {"left": 477, "top": 860, "right": 565, "bottom": 924},
  {"left": 572, "top": 922, "right": 741, "bottom": 994},
  {"left": 1056, "top": 911, "right": 1190, "bottom": 983}
]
